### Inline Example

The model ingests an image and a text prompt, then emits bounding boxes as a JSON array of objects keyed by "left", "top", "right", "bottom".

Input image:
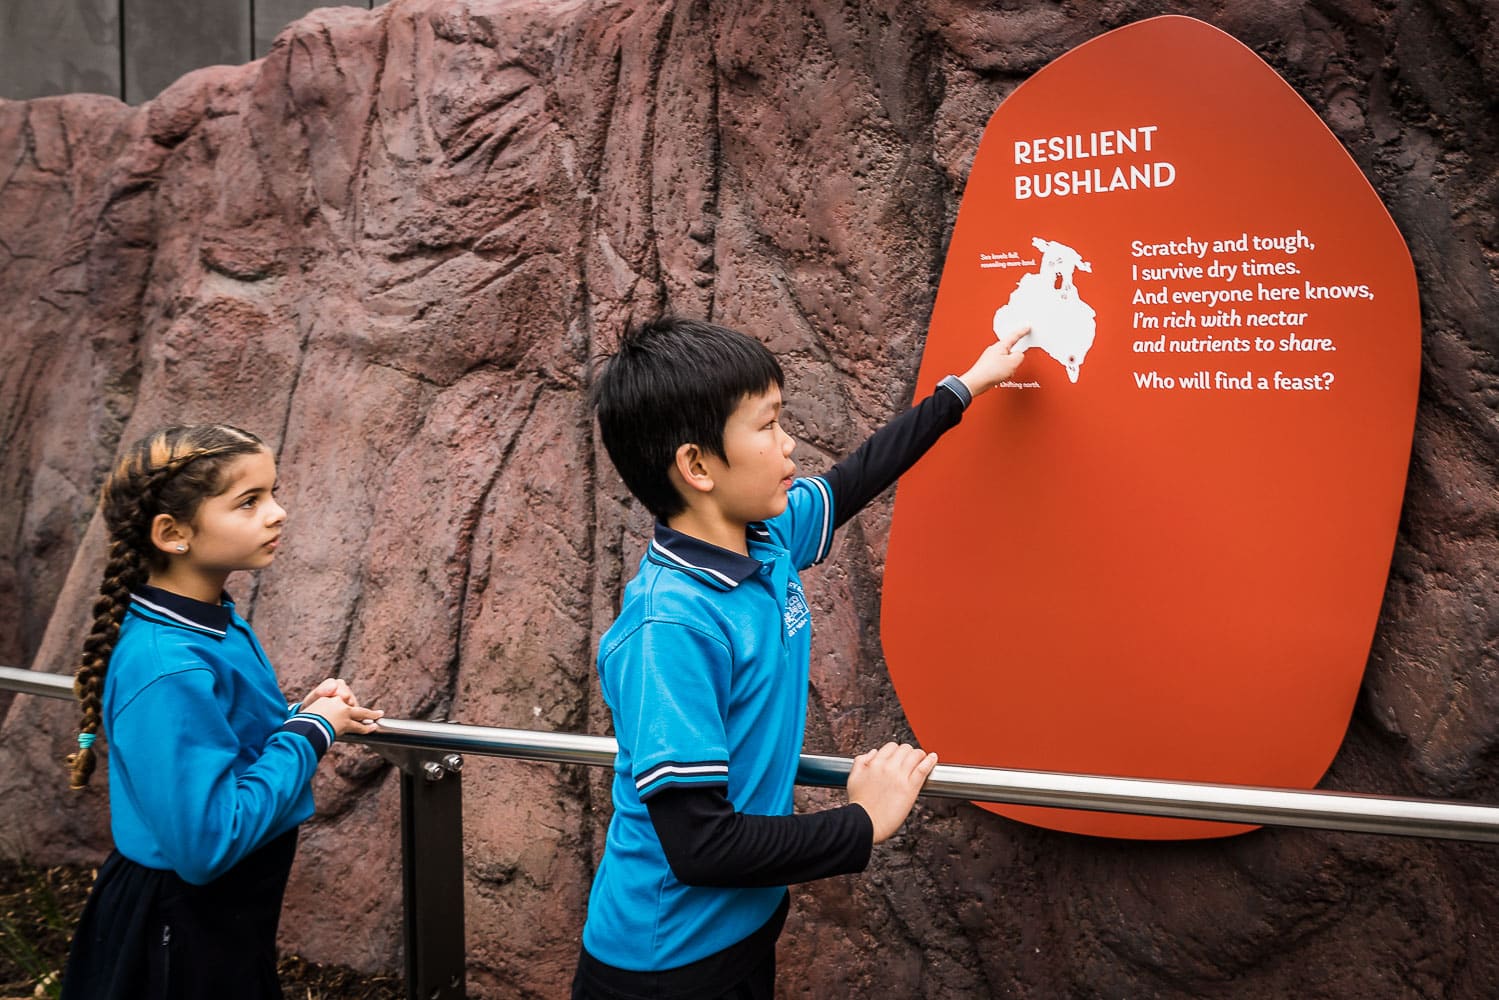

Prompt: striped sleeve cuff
[
  {"left": 937, "top": 374, "right": 973, "bottom": 409},
  {"left": 807, "top": 476, "right": 834, "bottom": 564},
  {"left": 281, "top": 713, "right": 336, "bottom": 758},
  {"left": 635, "top": 760, "right": 730, "bottom": 800}
]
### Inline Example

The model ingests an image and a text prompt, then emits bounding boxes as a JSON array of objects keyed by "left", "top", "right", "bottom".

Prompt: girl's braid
[
  {"left": 67, "top": 428, "right": 263, "bottom": 789},
  {"left": 67, "top": 537, "right": 147, "bottom": 787}
]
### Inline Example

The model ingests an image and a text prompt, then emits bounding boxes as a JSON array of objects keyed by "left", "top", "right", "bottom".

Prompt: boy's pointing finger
[{"left": 998, "top": 325, "right": 1031, "bottom": 353}]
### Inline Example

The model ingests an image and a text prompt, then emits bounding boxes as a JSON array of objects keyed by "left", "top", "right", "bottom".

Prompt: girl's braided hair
[{"left": 67, "top": 424, "right": 266, "bottom": 789}]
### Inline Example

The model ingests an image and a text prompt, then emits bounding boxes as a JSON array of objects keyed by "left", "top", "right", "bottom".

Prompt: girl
[{"left": 60, "top": 424, "right": 382, "bottom": 1000}]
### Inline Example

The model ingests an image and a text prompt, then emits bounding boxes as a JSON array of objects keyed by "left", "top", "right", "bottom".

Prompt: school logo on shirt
[{"left": 784, "top": 580, "right": 811, "bottom": 637}]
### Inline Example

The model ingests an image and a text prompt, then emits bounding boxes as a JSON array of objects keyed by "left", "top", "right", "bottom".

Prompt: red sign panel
[{"left": 882, "top": 16, "right": 1421, "bottom": 838}]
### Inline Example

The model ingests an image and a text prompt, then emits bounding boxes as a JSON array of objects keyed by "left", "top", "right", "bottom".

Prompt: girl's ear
[
  {"left": 672, "top": 443, "right": 715, "bottom": 495},
  {"left": 150, "top": 513, "right": 193, "bottom": 556}
]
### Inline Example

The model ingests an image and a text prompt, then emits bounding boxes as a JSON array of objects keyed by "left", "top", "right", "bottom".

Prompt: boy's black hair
[{"left": 593, "top": 316, "right": 784, "bottom": 522}]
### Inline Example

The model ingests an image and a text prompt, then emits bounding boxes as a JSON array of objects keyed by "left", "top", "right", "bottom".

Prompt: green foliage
[
  {"left": 0, "top": 858, "right": 401, "bottom": 998},
  {"left": 0, "top": 860, "right": 88, "bottom": 999}
]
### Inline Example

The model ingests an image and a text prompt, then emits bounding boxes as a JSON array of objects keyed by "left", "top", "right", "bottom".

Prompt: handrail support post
[{"left": 374, "top": 745, "right": 467, "bottom": 1000}]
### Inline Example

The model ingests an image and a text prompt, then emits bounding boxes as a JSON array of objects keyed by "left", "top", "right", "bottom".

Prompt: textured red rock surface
[{"left": 1, "top": 1, "right": 1496, "bottom": 996}]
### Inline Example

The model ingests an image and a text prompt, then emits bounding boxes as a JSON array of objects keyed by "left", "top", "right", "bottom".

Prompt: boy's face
[{"left": 702, "top": 385, "right": 797, "bottom": 525}]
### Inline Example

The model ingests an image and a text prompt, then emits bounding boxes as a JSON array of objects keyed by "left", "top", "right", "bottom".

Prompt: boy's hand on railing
[
  {"left": 304, "top": 696, "right": 384, "bottom": 738},
  {"left": 846, "top": 742, "right": 939, "bottom": 844}
]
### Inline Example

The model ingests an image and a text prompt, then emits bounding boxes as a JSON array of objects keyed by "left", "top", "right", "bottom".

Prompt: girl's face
[{"left": 180, "top": 448, "right": 287, "bottom": 579}]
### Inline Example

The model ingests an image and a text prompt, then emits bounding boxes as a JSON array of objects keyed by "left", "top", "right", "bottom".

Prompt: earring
[{"left": 176, "top": 544, "right": 188, "bottom": 553}]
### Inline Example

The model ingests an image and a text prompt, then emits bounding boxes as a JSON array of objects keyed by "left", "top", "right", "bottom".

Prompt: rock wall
[{"left": 1, "top": 0, "right": 1496, "bottom": 996}]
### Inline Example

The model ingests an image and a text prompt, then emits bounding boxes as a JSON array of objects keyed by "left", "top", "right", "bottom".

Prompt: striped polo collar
[
  {"left": 648, "top": 522, "right": 775, "bottom": 591},
  {"left": 130, "top": 584, "right": 233, "bottom": 638}
]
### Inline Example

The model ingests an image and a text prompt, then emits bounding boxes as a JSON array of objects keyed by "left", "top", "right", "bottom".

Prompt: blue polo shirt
[
  {"left": 583, "top": 476, "right": 835, "bottom": 971},
  {"left": 103, "top": 585, "right": 335, "bottom": 885}
]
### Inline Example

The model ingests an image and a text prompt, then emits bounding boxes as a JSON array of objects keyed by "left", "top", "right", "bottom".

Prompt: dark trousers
[
  {"left": 61, "top": 828, "right": 298, "bottom": 1000},
  {"left": 572, "top": 893, "right": 787, "bottom": 1000}
]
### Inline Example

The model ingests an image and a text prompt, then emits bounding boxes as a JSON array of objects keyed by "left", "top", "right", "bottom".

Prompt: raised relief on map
[{"left": 992, "top": 237, "right": 1097, "bottom": 382}]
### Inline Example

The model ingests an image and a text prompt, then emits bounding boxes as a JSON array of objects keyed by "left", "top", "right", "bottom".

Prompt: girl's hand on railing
[
  {"left": 302, "top": 677, "right": 358, "bottom": 708},
  {"left": 304, "top": 697, "right": 384, "bottom": 738}
]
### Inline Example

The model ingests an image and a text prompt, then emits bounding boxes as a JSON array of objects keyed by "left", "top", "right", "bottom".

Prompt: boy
[{"left": 577, "top": 316, "right": 1028, "bottom": 999}]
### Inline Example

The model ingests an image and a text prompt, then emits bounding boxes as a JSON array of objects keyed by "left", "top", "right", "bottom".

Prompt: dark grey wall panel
[
  {"left": 255, "top": 0, "right": 373, "bottom": 58},
  {"left": 123, "top": 0, "right": 250, "bottom": 103},
  {"left": 0, "top": 1, "right": 121, "bottom": 100},
  {"left": 2, "top": 1, "right": 382, "bottom": 104}
]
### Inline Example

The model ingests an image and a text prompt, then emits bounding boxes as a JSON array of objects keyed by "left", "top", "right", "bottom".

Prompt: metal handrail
[
  {"left": 6, "top": 664, "right": 1499, "bottom": 843},
  {"left": 1, "top": 665, "right": 72, "bottom": 700}
]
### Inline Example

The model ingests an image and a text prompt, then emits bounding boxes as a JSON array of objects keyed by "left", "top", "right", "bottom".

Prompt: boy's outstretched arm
[{"left": 819, "top": 326, "right": 1028, "bottom": 531}]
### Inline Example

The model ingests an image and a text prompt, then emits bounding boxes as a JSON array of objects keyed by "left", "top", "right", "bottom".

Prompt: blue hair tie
[{"left": 77, "top": 732, "right": 96, "bottom": 750}]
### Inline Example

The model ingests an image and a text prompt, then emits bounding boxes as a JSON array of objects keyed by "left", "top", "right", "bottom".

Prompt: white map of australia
[{"left": 992, "top": 237, "right": 1098, "bottom": 383}]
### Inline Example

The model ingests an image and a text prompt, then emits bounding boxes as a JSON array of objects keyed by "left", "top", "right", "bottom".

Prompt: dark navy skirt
[{"left": 61, "top": 828, "right": 298, "bottom": 1000}]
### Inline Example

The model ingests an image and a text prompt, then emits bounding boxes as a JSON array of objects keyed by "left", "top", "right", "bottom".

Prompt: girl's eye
[{"left": 241, "top": 496, "right": 258, "bottom": 509}]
